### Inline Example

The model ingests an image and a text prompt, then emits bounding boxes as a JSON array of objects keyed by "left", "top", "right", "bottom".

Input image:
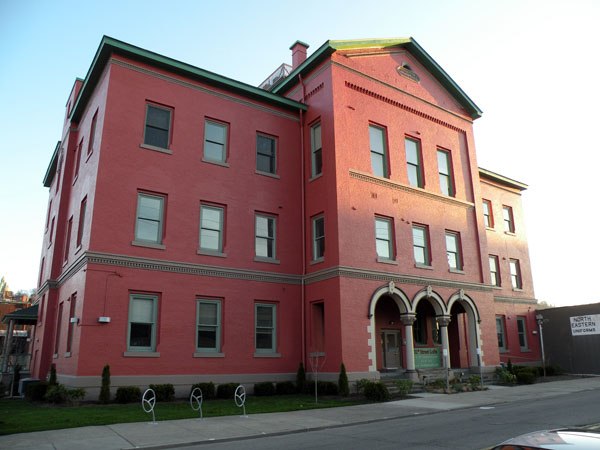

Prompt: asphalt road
[{"left": 175, "top": 388, "right": 600, "bottom": 449}]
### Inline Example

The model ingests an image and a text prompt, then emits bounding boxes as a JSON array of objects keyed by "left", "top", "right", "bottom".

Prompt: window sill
[
  {"left": 140, "top": 143, "right": 172, "bottom": 154},
  {"left": 254, "top": 256, "right": 280, "bottom": 264},
  {"left": 449, "top": 268, "right": 465, "bottom": 274},
  {"left": 377, "top": 257, "right": 398, "bottom": 265},
  {"left": 512, "top": 287, "right": 524, "bottom": 292},
  {"left": 499, "top": 349, "right": 508, "bottom": 354},
  {"left": 75, "top": 245, "right": 82, "bottom": 255},
  {"left": 255, "top": 170, "right": 280, "bottom": 179},
  {"left": 520, "top": 349, "right": 531, "bottom": 353},
  {"left": 254, "top": 352, "right": 281, "bottom": 358},
  {"left": 53, "top": 353, "right": 58, "bottom": 359},
  {"left": 193, "top": 352, "right": 225, "bottom": 358},
  {"left": 123, "top": 351, "right": 160, "bottom": 357},
  {"left": 485, "top": 227, "right": 495, "bottom": 232},
  {"left": 202, "top": 158, "right": 229, "bottom": 167},
  {"left": 64, "top": 352, "right": 72, "bottom": 358},
  {"left": 310, "top": 258, "right": 324, "bottom": 265},
  {"left": 62, "top": 259, "right": 69, "bottom": 268},
  {"left": 131, "top": 240, "right": 166, "bottom": 250},
  {"left": 197, "top": 249, "right": 227, "bottom": 258},
  {"left": 504, "top": 231, "right": 516, "bottom": 236},
  {"left": 414, "top": 263, "right": 433, "bottom": 270},
  {"left": 491, "top": 285, "right": 502, "bottom": 290},
  {"left": 309, "top": 173, "right": 323, "bottom": 182}
]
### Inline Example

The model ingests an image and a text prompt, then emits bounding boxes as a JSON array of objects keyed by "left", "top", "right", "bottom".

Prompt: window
[
  {"left": 38, "top": 257, "right": 45, "bottom": 286},
  {"left": 256, "top": 134, "right": 277, "bottom": 174},
  {"left": 54, "top": 302, "right": 64, "bottom": 355},
  {"left": 311, "top": 122, "right": 322, "bottom": 177},
  {"left": 196, "top": 299, "right": 222, "bottom": 353},
  {"left": 437, "top": 149, "right": 454, "bottom": 196},
  {"left": 369, "top": 124, "right": 388, "bottom": 178},
  {"left": 88, "top": 109, "right": 98, "bottom": 156},
  {"left": 135, "top": 193, "right": 165, "bottom": 245},
  {"left": 45, "top": 200, "right": 52, "bottom": 231},
  {"left": 312, "top": 215, "right": 325, "bottom": 261},
  {"left": 255, "top": 303, "right": 276, "bottom": 353},
  {"left": 413, "top": 314, "right": 427, "bottom": 345},
  {"left": 76, "top": 197, "right": 87, "bottom": 248},
  {"left": 64, "top": 216, "right": 73, "bottom": 262},
  {"left": 510, "top": 259, "right": 522, "bottom": 289},
  {"left": 199, "top": 204, "right": 224, "bottom": 253},
  {"left": 49, "top": 217, "right": 55, "bottom": 246},
  {"left": 517, "top": 316, "right": 528, "bottom": 350},
  {"left": 128, "top": 294, "right": 158, "bottom": 352},
  {"left": 489, "top": 255, "right": 501, "bottom": 287},
  {"left": 204, "top": 120, "right": 228, "bottom": 163},
  {"left": 445, "top": 231, "right": 462, "bottom": 270},
  {"left": 73, "top": 138, "right": 83, "bottom": 180},
  {"left": 496, "top": 316, "right": 507, "bottom": 351},
  {"left": 482, "top": 199, "right": 493, "bottom": 228},
  {"left": 144, "top": 104, "right": 171, "bottom": 149},
  {"left": 255, "top": 214, "right": 276, "bottom": 259},
  {"left": 66, "top": 293, "right": 77, "bottom": 354},
  {"left": 405, "top": 138, "right": 423, "bottom": 187},
  {"left": 412, "top": 225, "right": 430, "bottom": 266},
  {"left": 503, "top": 205, "right": 515, "bottom": 233},
  {"left": 375, "top": 217, "right": 394, "bottom": 260}
]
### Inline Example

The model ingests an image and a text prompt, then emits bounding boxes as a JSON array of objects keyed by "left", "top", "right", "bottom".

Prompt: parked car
[{"left": 492, "top": 427, "right": 600, "bottom": 449}]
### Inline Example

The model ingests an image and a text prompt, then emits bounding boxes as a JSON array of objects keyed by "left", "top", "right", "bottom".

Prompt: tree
[
  {"left": 338, "top": 363, "right": 349, "bottom": 396},
  {"left": 99, "top": 364, "right": 111, "bottom": 404}
]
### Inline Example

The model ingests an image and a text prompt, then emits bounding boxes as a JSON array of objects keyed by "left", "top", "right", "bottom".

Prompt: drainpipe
[{"left": 299, "top": 73, "right": 307, "bottom": 369}]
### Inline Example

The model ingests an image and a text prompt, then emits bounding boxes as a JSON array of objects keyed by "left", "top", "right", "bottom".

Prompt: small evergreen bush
[
  {"left": 48, "top": 364, "right": 57, "bottom": 386},
  {"left": 115, "top": 386, "right": 142, "bottom": 403},
  {"left": 25, "top": 381, "right": 48, "bottom": 401},
  {"left": 68, "top": 388, "right": 86, "bottom": 404},
  {"left": 216, "top": 383, "right": 238, "bottom": 399},
  {"left": 190, "top": 382, "right": 215, "bottom": 399},
  {"left": 355, "top": 378, "right": 370, "bottom": 394},
  {"left": 296, "top": 362, "right": 306, "bottom": 394},
  {"left": 514, "top": 367, "right": 537, "bottom": 384},
  {"left": 395, "top": 379, "right": 413, "bottom": 398},
  {"left": 468, "top": 375, "right": 481, "bottom": 388},
  {"left": 45, "top": 384, "right": 68, "bottom": 403},
  {"left": 338, "top": 363, "right": 349, "bottom": 397},
  {"left": 496, "top": 367, "right": 516, "bottom": 384},
  {"left": 275, "top": 381, "right": 296, "bottom": 395},
  {"left": 363, "top": 381, "right": 390, "bottom": 402},
  {"left": 253, "top": 382, "right": 276, "bottom": 396},
  {"left": 99, "top": 364, "right": 111, "bottom": 404},
  {"left": 149, "top": 384, "right": 175, "bottom": 401}
]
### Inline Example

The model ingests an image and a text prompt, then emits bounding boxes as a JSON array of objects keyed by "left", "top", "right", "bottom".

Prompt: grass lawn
[{"left": 0, "top": 395, "right": 368, "bottom": 436}]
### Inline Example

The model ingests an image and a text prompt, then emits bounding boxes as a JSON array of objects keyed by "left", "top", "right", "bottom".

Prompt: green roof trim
[
  {"left": 70, "top": 36, "right": 306, "bottom": 122},
  {"left": 273, "top": 37, "right": 482, "bottom": 119},
  {"left": 479, "top": 167, "right": 528, "bottom": 191},
  {"left": 2, "top": 304, "right": 38, "bottom": 325},
  {"left": 43, "top": 141, "right": 61, "bottom": 187}
]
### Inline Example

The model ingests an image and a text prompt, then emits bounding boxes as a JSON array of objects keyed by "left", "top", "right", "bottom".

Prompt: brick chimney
[{"left": 290, "top": 40, "right": 309, "bottom": 69}]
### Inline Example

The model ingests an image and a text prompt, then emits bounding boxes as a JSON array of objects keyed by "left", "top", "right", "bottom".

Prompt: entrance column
[
  {"left": 437, "top": 316, "right": 451, "bottom": 369},
  {"left": 400, "top": 314, "right": 418, "bottom": 381}
]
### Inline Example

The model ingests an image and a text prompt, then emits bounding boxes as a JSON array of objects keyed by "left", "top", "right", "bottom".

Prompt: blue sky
[{"left": 1, "top": 0, "right": 599, "bottom": 306}]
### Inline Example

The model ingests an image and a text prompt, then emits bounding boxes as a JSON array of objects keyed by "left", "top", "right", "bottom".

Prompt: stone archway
[
  {"left": 411, "top": 286, "right": 448, "bottom": 370},
  {"left": 447, "top": 290, "right": 481, "bottom": 368}
]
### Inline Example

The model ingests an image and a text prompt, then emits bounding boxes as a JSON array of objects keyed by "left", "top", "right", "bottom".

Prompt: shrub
[
  {"left": 253, "top": 382, "right": 276, "bottom": 396},
  {"left": 507, "top": 359, "right": 514, "bottom": 375},
  {"left": 275, "top": 381, "right": 296, "bottom": 395},
  {"left": 355, "top": 378, "right": 370, "bottom": 394},
  {"left": 395, "top": 379, "right": 413, "bottom": 398},
  {"left": 296, "top": 362, "right": 306, "bottom": 394},
  {"left": 68, "top": 388, "right": 86, "bottom": 404},
  {"left": 12, "top": 364, "right": 21, "bottom": 396},
  {"left": 149, "top": 384, "right": 175, "bottom": 402},
  {"left": 515, "top": 367, "right": 537, "bottom": 384},
  {"left": 338, "top": 363, "right": 349, "bottom": 397},
  {"left": 468, "top": 375, "right": 481, "bottom": 388},
  {"left": 363, "top": 381, "right": 390, "bottom": 402},
  {"left": 45, "top": 384, "right": 68, "bottom": 403},
  {"left": 496, "top": 367, "right": 516, "bottom": 384},
  {"left": 25, "top": 381, "right": 48, "bottom": 401},
  {"left": 216, "top": 383, "right": 238, "bottom": 399},
  {"left": 309, "top": 381, "right": 339, "bottom": 396},
  {"left": 116, "top": 386, "right": 141, "bottom": 403},
  {"left": 48, "top": 364, "right": 57, "bottom": 386},
  {"left": 190, "top": 382, "right": 215, "bottom": 399},
  {"left": 99, "top": 364, "right": 111, "bottom": 404}
]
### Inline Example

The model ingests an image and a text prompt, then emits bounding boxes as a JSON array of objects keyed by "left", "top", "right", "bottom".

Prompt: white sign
[{"left": 570, "top": 314, "right": 600, "bottom": 336}]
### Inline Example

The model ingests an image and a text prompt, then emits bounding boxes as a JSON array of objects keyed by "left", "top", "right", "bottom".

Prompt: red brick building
[{"left": 32, "top": 37, "right": 538, "bottom": 395}]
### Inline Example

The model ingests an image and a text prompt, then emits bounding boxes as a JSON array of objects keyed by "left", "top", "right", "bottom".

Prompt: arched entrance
[
  {"left": 412, "top": 287, "right": 446, "bottom": 370},
  {"left": 447, "top": 291, "right": 480, "bottom": 368}
]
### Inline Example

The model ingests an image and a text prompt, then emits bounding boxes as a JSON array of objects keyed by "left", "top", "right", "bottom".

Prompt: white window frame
[
  {"left": 369, "top": 124, "right": 388, "bottom": 178},
  {"left": 311, "top": 122, "right": 322, "bottom": 178},
  {"left": 445, "top": 231, "right": 462, "bottom": 270},
  {"left": 437, "top": 149, "right": 454, "bottom": 196},
  {"left": 496, "top": 316, "right": 507, "bottom": 352},
  {"left": 312, "top": 215, "right": 325, "bottom": 261},
  {"left": 135, "top": 193, "right": 165, "bottom": 245},
  {"left": 255, "top": 303, "right": 277, "bottom": 354},
  {"left": 255, "top": 214, "right": 277, "bottom": 260},
  {"left": 510, "top": 259, "right": 522, "bottom": 289},
  {"left": 375, "top": 217, "right": 394, "bottom": 261},
  {"left": 516, "top": 316, "right": 528, "bottom": 351},
  {"left": 127, "top": 294, "right": 158, "bottom": 352},
  {"left": 489, "top": 255, "right": 501, "bottom": 287},
  {"left": 203, "top": 119, "right": 228, "bottom": 163},
  {"left": 503, "top": 205, "right": 515, "bottom": 233},
  {"left": 196, "top": 299, "right": 222, "bottom": 353},
  {"left": 482, "top": 199, "right": 493, "bottom": 228},
  {"left": 199, "top": 204, "right": 225, "bottom": 254},
  {"left": 405, "top": 137, "right": 423, "bottom": 188},
  {"left": 412, "top": 224, "right": 430, "bottom": 266}
]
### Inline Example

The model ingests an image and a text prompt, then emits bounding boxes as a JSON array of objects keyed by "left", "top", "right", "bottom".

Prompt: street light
[{"left": 536, "top": 313, "right": 546, "bottom": 378}]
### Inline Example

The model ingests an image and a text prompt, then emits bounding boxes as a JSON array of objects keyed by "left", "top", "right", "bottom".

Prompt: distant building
[
  {"left": 32, "top": 36, "right": 539, "bottom": 396},
  {"left": 0, "top": 279, "right": 34, "bottom": 375}
]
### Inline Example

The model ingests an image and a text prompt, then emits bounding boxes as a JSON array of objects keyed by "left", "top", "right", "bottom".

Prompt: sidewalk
[{"left": 2, "top": 377, "right": 600, "bottom": 450}]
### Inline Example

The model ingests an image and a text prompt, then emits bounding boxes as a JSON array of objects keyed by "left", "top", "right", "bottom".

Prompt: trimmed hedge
[
  {"left": 308, "top": 381, "right": 339, "bottom": 396},
  {"left": 149, "top": 384, "right": 175, "bottom": 402},
  {"left": 190, "top": 382, "right": 215, "bottom": 399},
  {"left": 253, "top": 382, "right": 276, "bottom": 396},
  {"left": 216, "top": 383, "right": 238, "bottom": 399},
  {"left": 363, "top": 381, "right": 390, "bottom": 402},
  {"left": 115, "top": 386, "right": 142, "bottom": 403},
  {"left": 275, "top": 381, "right": 296, "bottom": 395},
  {"left": 25, "top": 381, "right": 48, "bottom": 402}
]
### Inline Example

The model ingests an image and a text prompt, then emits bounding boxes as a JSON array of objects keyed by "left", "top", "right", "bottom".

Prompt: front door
[{"left": 382, "top": 330, "right": 401, "bottom": 369}]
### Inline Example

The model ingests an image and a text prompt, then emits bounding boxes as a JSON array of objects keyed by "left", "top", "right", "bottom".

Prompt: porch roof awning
[{"left": 2, "top": 304, "right": 38, "bottom": 325}]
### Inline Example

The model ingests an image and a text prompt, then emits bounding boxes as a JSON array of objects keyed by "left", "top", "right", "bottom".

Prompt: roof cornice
[
  {"left": 70, "top": 36, "right": 306, "bottom": 123},
  {"left": 273, "top": 37, "right": 482, "bottom": 119},
  {"left": 43, "top": 141, "right": 61, "bottom": 187},
  {"left": 479, "top": 167, "right": 528, "bottom": 191}
]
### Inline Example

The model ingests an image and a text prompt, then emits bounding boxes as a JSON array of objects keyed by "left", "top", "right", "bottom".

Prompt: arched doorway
[
  {"left": 412, "top": 288, "right": 446, "bottom": 370},
  {"left": 447, "top": 291, "right": 480, "bottom": 368}
]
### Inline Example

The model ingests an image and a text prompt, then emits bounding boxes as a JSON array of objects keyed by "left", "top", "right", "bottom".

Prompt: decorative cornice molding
[
  {"left": 111, "top": 59, "right": 300, "bottom": 122},
  {"left": 493, "top": 295, "right": 538, "bottom": 305},
  {"left": 349, "top": 170, "right": 475, "bottom": 209},
  {"left": 305, "top": 82, "right": 324, "bottom": 100}
]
